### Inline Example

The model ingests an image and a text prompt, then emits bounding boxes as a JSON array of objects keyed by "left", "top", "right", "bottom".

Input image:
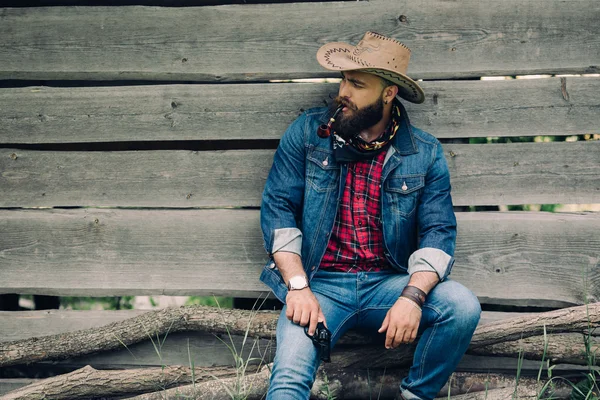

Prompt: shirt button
[
  {"left": 358, "top": 220, "right": 363, "bottom": 226},
  {"left": 311, "top": 266, "right": 316, "bottom": 271}
]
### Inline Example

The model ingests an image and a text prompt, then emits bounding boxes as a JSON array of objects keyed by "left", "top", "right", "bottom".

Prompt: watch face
[{"left": 289, "top": 276, "right": 308, "bottom": 289}]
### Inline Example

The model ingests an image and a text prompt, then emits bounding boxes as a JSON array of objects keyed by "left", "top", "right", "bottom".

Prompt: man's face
[{"left": 331, "top": 71, "right": 386, "bottom": 141}]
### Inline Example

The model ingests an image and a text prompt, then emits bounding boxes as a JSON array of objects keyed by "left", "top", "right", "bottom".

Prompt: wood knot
[
  {"left": 560, "top": 77, "right": 570, "bottom": 102},
  {"left": 449, "top": 151, "right": 456, "bottom": 157},
  {"left": 182, "top": 58, "right": 188, "bottom": 63},
  {"left": 398, "top": 15, "right": 409, "bottom": 23},
  {"left": 94, "top": 218, "right": 99, "bottom": 224},
  {"left": 186, "top": 193, "right": 193, "bottom": 199},
  {"left": 9, "top": 153, "right": 17, "bottom": 160}
]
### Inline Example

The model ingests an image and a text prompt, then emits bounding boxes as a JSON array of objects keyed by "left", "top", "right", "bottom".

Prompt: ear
[{"left": 384, "top": 85, "right": 399, "bottom": 104}]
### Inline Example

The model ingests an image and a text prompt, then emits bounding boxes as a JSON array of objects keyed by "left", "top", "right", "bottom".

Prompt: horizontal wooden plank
[
  {"left": 1, "top": 77, "right": 598, "bottom": 143},
  {"left": 1, "top": 141, "right": 598, "bottom": 208},
  {"left": 446, "top": 141, "right": 600, "bottom": 206},
  {"left": 0, "top": 149, "right": 274, "bottom": 208},
  {"left": 2, "top": 0, "right": 339, "bottom": 6},
  {"left": 0, "top": 209, "right": 598, "bottom": 307},
  {"left": 0, "top": 1, "right": 598, "bottom": 82}
]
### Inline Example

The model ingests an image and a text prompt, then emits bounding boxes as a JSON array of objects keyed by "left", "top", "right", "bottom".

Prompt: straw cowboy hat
[{"left": 316, "top": 31, "right": 425, "bottom": 104}]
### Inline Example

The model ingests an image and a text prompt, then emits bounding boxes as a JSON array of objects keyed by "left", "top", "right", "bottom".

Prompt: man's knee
[{"left": 430, "top": 280, "right": 481, "bottom": 329}]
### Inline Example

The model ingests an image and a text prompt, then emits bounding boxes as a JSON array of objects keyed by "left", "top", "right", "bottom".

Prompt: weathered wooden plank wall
[
  {"left": 0, "top": 2, "right": 598, "bottom": 306},
  {"left": 1, "top": 78, "right": 598, "bottom": 144},
  {"left": 1, "top": 1, "right": 598, "bottom": 81},
  {"left": 1, "top": 209, "right": 598, "bottom": 307}
]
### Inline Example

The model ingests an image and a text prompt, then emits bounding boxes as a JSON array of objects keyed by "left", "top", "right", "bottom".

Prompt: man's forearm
[
  {"left": 273, "top": 251, "right": 306, "bottom": 285},
  {"left": 407, "top": 271, "right": 439, "bottom": 295}
]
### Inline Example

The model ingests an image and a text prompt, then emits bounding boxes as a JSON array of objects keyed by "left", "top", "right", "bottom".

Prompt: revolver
[{"left": 304, "top": 321, "right": 331, "bottom": 362}]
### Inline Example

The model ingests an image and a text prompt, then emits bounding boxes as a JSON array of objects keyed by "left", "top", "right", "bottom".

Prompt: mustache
[{"left": 333, "top": 96, "right": 357, "bottom": 111}]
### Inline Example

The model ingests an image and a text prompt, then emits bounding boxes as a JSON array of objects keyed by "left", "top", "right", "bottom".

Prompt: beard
[{"left": 330, "top": 96, "right": 385, "bottom": 142}]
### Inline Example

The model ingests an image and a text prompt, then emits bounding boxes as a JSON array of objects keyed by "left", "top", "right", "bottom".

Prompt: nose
[{"left": 338, "top": 79, "right": 351, "bottom": 100}]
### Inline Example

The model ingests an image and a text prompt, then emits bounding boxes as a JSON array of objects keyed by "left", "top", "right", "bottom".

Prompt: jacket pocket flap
[
  {"left": 307, "top": 148, "right": 338, "bottom": 170},
  {"left": 385, "top": 175, "right": 425, "bottom": 194}
]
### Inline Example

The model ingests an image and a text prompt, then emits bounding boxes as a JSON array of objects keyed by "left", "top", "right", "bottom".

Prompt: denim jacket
[{"left": 260, "top": 102, "right": 457, "bottom": 303}]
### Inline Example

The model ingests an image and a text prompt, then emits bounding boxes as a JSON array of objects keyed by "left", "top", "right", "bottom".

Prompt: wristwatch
[{"left": 287, "top": 275, "right": 309, "bottom": 291}]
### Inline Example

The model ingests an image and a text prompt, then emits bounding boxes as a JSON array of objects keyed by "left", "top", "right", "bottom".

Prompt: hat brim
[{"left": 316, "top": 42, "right": 425, "bottom": 104}]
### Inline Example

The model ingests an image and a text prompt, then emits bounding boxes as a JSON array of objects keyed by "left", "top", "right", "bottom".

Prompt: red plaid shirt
[{"left": 320, "top": 149, "right": 391, "bottom": 272}]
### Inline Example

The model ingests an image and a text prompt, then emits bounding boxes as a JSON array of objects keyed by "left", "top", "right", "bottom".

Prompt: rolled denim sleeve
[
  {"left": 408, "top": 141, "right": 457, "bottom": 281},
  {"left": 260, "top": 113, "right": 307, "bottom": 256}
]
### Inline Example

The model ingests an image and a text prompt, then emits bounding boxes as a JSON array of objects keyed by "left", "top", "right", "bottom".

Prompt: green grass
[
  {"left": 209, "top": 296, "right": 272, "bottom": 400},
  {"left": 59, "top": 295, "right": 135, "bottom": 310},
  {"left": 185, "top": 296, "right": 233, "bottom": 308}
]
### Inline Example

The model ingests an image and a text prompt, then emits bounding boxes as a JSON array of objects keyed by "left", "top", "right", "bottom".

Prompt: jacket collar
[{"left": 391, "top": 100, "right": 418, "bottom": 155}]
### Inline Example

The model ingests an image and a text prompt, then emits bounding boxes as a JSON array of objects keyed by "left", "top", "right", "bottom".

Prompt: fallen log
[
  {"left": 0, "top": 364, "right": 241, "bottom": 400},
  {"left": 0, "top": 305, "right": 276, "bottom": 368},
  {"left": 334, "top": 332, "right": 599, "bottom": 369},
  {"left": 123, "top": 365, "right": 575, "bottom": 400},
  {"left": 436, "top": 385, "right": 572, "bottom": 400},
  {"left": 470, "top": 303, "right": 600, "bottom": 348},
  {"left": 123, "top": 366, "right": 272, "bottom": 400},
  {"left": 469, "top": 332, "right": 599, "bottom": 365},
  {"left": 3, "top": 363, "right": 573, "bottom": 400},
  {"left": 1, "top": 303, "right": 598, "bottom": 368}
]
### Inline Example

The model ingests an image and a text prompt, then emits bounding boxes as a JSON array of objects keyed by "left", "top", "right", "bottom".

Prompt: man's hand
[
  {"left": 286, "top": 288, "right": 327, "bottom": 336},
  {"left": 378, "top": 297, "right": 421, "bottom": 349}
]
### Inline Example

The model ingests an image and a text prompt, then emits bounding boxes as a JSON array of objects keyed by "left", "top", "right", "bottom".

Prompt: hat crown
[{"left": 350, "top": 32, "right": 411, "bottom": 75}]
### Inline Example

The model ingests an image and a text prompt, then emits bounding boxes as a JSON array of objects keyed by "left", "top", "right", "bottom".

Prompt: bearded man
[{"left": 259, "top": 31, "right": 481, "bottom": 400}]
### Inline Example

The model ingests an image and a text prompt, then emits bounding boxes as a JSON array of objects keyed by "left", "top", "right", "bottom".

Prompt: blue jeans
[{"left": 266, "top": 270, "right": 481, "bottom": 400}]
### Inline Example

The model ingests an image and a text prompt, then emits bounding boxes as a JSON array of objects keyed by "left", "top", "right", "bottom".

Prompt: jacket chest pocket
[
  {"left": 306, "top": 149, "right": 339, "bottom": 192},
  {"left": 384, "top": 175, "right": 425, "bottom": 217}
]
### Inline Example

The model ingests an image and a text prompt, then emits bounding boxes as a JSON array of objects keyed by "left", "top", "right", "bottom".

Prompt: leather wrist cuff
[{"left": 401, "top": 285, "right": 427, "bottom": 307}]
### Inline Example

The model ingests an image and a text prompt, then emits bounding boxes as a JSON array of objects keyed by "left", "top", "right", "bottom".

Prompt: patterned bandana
[{"left": 332, "top": 101, "right": 401, "bottom": 162}]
